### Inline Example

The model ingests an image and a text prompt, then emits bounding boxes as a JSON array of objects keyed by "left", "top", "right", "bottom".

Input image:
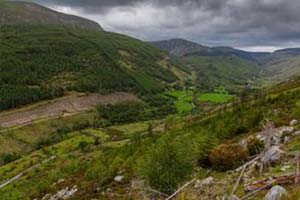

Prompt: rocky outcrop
[
  {"left": 261, "top": 146, "right": 284, "bottom": 166},
  {"left": 290, "top": 119, "right": 298, "bottom": 126},
  {"left": 114, "top": 175, "right": 124, "bottom": 183},
  {"left": 264, "top": 185, "right": 288, "bottom": 200},
  {"left": 194, "top": 177, "right": 214, "bottom": 189},
  {"left": 42, "top": 185, "right": 78, "bottom": 200}
]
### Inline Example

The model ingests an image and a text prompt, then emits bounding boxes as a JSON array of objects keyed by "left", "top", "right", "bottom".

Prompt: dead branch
[
  {"left": 146, "top": 188, "right": 169, "bottom": 198},
  {"left": 165, "top": 179, "right": 196, "bottom": 200},
  {"left": 235, "top": 155, "right": 262, "bottom": 172},
  {"left": 295, "top": 151, "right": 300, "bottom": 184},
  {"left": 240, "top": 180, "right": 275, "bottom": 200},
  {"left": 231, "top": 164, "right": 247, "bottom": 196},
  {"left": 244, "top": 173, "right": 299, "bottom": 192}
]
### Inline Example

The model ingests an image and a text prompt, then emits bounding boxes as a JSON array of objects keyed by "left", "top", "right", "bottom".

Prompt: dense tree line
[{"left": 0, "top": 24, "right": 178, "bottom": 110}]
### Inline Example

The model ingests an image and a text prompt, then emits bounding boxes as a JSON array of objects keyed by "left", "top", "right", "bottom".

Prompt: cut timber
[{"left": 244, "top": 173, "right": 300, "bottom": 192}]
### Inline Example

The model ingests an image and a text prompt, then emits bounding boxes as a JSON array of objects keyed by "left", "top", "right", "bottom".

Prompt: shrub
[
  {"left": 209, "top": 143, "right": 248, "bottom": 171},
  {"left": 96, "top": 102, "right": 147, "bottom": 124},
  {"left": 139, "top": 139, "right": 192, "bottom": 194},
  {"left": 247, "top": 135, "right": 264, "bottom": 156},
  {"left": 78, "top": 141, "right": 90, "bottom": 152},
  {"left": 0, "top": 153, "right": 20, "bottom": 165}
]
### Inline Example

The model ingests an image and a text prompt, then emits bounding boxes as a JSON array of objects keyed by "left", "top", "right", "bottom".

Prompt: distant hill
[
  {"left": 152, "top": 39, "right": 262, "bottom": 92},
  {"left": 152, "top": 38, "right": 300, "bottom": 89},
  {"left": 172, "top": 55, "right": 260, "bottom": 93},
  {"left": 0, "top": 1, "right": 186, "bottom": 110},
  {"left": 151, "top": 38, "right": 269, "bottom": 62},
  {"left": 150, "top": 39, "right": 210, "bottom": 57},
  {"left": 0, "top": 1, "right": 103, "bottom": 31},
  {"left": 263, "top": 56, "right": 300, "bottom": 83}
]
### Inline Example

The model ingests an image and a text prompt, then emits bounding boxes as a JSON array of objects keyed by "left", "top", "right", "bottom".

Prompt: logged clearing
[{"left": 0, "top": 92, "right": 139, "bottom": 128}]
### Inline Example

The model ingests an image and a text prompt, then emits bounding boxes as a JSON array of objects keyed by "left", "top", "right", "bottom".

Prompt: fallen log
[{"left": 244, "top": 173, "right": 300, "bottom": 192}]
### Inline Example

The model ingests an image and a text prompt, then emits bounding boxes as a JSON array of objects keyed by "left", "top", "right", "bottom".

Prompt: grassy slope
[
  {"left": 198, "top": 93, "right": 234, "bottom": 103},
  {"left": 264, "top": 56, "right": 300, "bottom": 82},
  {"left": 0, "top": 24, "right": 181, "bottom": 110},
  {"left": 1, "top": 80, "right": 300, "bottom": 199},
  {"left": 173, "top": 56, "right": 261, "bottom": 92}
]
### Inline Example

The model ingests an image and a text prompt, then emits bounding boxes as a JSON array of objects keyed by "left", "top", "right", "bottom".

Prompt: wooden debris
[
  {"left": 235, "top": 155, "right": 261, "bottom": 172},
  {"left": 295, "top": 151, "right": 300, "bottom": 184},
  {"left": 244, "top": 173, "right": 299, "bottom": 192},
  {"left": 240, "top": 180, "right": 276, "bottom": 200}
]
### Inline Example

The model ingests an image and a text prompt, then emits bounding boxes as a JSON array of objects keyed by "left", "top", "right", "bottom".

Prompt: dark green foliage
[
  {"left": 0, "top": 24, "right": 178, "bottom": 111},
  {"left": 78, "top": 141, "right": 90, "bottom": 152},
  {"left": 140, "top": 139, "right": 193, "bottom": 194},
  {"left": 96, "top": 103, "right": 148, "bottom": 125},
  {"left": 96, "top": 97, "right": 176, "bottom": 125},
  {"left": 0, "top": 85, "right": 63, "bottom": 110},
  {"left": 0, "top": 153, "right": 20, "bottom": 165}
]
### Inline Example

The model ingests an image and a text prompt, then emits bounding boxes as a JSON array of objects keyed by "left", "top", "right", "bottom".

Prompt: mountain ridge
[
  {"left": 0, "top": 1, "right": 186, "bottom": 110},
  {"left": 151, "top": 38, "right": 300, "bottom": 85},
  {"left": 151, "top": 38, "right": 300, "bottom": 63},
  {"left": 0, "top": 1, "right": 103, "bottom": 31}
]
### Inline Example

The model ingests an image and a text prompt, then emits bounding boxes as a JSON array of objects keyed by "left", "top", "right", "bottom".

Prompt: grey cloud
[{"left": 27, "top": 0, "right": 300, "bottom": 51}]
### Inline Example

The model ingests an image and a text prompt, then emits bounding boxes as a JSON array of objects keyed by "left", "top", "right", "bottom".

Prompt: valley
[{"left": 1, "top": 0, "right": 300, "bottom": 200}]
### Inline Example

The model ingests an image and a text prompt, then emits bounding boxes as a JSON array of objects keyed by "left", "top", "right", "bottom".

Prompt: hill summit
[{"left": 0, "top": 1, "right": 103, "bottom": 31}]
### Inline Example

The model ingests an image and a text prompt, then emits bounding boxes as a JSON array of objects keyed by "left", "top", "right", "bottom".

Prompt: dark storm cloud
[{"left": 28, "top": 0, "right": 300, "bottom": 51}]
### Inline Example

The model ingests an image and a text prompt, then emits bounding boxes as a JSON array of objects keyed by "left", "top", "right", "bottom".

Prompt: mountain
[
  {"left": 150, "top": 38, "right": 210, "bottom": 57},
  {"left": 152, "top": 39, "right": 262, "bottom": 92},
  {"left": 151, "top": 38, "right": 270, "bottom": 62},
  {"left": 152, "top": 38, "right": 300, "bottom": 89},
  {"left": 0, "top": 1, "right": 186, "bottom": 111},
  {"left": 173, "top": 55, "right": 260, "bottom": 92},
  {"left": 263, "top": 56, "right": 300, "bottom": 82},
  {"left": 0, "top": 1, "right": 103, "bottom": 31}
]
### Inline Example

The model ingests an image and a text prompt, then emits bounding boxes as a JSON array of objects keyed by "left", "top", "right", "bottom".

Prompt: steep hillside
[
  {"left": 0, "top": 1, "right": 102, "bottom": 31},
  {"left": 0, "top": 2, "right": 185, "bottom": 111},
  {"left": 173, "top": 56, "right": 261, "bottom": 92},
  {"left": 1, "top": 77, "right": 300, "bottom": 199},
  {"left": 264, "top": 56, "right": 300, "bottom": 82}
]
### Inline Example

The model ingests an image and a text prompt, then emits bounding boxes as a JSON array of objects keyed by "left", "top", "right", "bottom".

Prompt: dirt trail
[{"left": 0, "top": 92, "right": 139, "bottom": 128}]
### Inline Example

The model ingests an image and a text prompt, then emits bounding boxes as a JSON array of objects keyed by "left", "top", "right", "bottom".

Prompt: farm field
[
  {"left": 165, "top": 89, "right": 234, "bottom": 113},
  {"left": 165, "top": 90, "right": 194, "bottom": 113},
  {"left": 198, "top": 93, "right": 234, "bottom": 103}
]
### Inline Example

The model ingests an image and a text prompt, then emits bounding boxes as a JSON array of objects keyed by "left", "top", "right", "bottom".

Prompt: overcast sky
[{"left": 26, "top": 0, "right": 300, "bottom": 52}]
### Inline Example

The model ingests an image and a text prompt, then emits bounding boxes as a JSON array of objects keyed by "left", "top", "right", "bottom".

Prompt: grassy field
[
  {"left": 165, "top": 89, "right": 234, "bottom": 113},
  {"left": 198, "top": 93, "right": 234, "bottom": 103},
  {"left": 165, "top": 90, "right": 194, "bottom": 113}
]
